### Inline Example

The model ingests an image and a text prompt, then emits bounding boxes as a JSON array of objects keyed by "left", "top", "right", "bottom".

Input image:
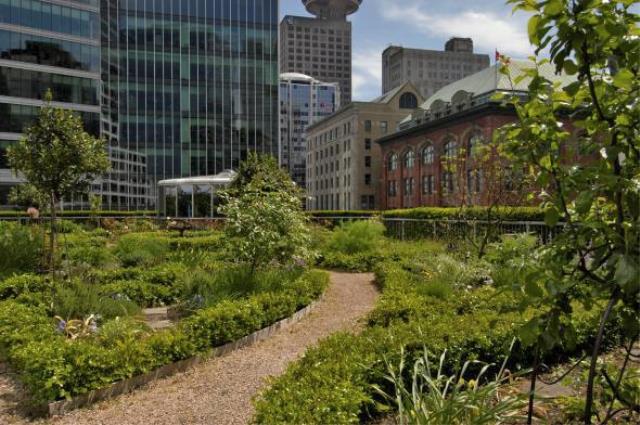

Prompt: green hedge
[
  {"left": 309, "top": 210, "right": 377, "bottom": 218},
  {"left": 382, "top": 206, "right": 544, "bottom": 221},
  {"left": 253, "top": 260, "right": 622, "bottom": 424},
  {"left": 0, "top": 270, "right": 329, "bottom": 403},
  {"left": 0, "top": 210, "right": 156, "bottom": 218}
]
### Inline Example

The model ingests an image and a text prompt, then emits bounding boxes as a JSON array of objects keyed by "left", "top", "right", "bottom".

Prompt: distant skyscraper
[
  {"left": 101, "top": 0, "right": 279, "bottom": 200},
  {"left": 382, "top": 38, "right": 490, "bottom": 100},
  {"left": 280, "top": 0, "right": 361, "bottom": 104},
  {"left": 0, "top": 0, "right": 101, "bottom": 205},
  {"left": 279, "top": 72, "right": 340, "bottom": 189}
]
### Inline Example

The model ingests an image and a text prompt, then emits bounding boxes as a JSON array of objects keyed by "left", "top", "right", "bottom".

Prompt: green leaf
[
  {"left": 525, "top": 280, "right": 544, "bottom": 298},
  {"left": 528, "top": 15, "right": 541, "bottom": 44},
  {"left": 612, "top": 69, "right": 634, "bottom": 90},
  {"left": 545, "top": 207, "right": 560, "bottom": 227},
  {"left": 563, "top": 60, "right": 578, "bottom": 75},
  {"left": 615, "top": 255, "right": 640, "bottom": 295},
  {"left": 575, "top": 192, "right": 593, "bottom": 214},
  {"left": 544, "top": 0, "right": 564, "bottom": 15}
]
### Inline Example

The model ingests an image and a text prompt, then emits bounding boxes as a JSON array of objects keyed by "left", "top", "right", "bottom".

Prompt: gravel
[{"left": 1, "top": 272, "right": 378, "bottom": 425}]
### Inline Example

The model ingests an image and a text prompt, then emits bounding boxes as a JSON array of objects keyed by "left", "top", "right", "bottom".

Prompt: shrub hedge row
[
  {"left": 0, "top": 210, "right": 156, "bottom": 218},
  {"left": 309, "top": 210, "right": 377, "bottom": 218},
  {"left": 0, "top": 270, "right": 329, "bottom": 403},
  {"left": 253, "top": 261, "right": 622, "bottom": 424},
  {"left": 381, "top": 206, "right": 544, "bottom": 221}
]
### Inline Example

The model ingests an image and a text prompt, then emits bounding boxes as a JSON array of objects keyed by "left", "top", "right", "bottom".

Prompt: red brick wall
[{"left": 378, "top": 111, "right": 579, "bottom": 210}]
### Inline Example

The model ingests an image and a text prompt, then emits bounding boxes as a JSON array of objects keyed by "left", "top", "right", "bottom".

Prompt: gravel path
[{"left": 1, "top": 271, "right": 378, "bottom": 425}]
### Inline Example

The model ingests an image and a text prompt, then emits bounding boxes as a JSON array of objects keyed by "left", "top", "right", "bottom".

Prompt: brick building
[{"left": 377, "top": 60, "right": 575, "bottom": 210}]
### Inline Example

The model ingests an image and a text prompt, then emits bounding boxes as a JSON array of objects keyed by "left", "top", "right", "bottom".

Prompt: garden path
[{"left": 0, "top": 271, "right": 378, "bottom": 425}]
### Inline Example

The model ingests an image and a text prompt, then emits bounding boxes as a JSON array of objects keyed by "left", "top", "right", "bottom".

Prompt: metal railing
[{"left": 1, "top": 214, "right": 563, "bottom": 243}]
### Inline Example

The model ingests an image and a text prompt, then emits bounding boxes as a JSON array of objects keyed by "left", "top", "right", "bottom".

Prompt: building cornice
[{"left": 376, "top": 103, "right": 517, "bottom": 145}]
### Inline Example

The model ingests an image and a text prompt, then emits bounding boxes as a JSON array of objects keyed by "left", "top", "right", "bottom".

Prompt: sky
[{"left": 281, "top": 0, "right": 536, "bottom": 101}]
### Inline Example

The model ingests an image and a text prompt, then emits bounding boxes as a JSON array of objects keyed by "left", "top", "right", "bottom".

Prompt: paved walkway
[{"left": 0, "top": 272, "right": 378, "bottom": 425}]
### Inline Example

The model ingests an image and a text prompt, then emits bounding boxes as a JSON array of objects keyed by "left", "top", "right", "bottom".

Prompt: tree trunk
[
  {"left": 584, "top": 293, "right": 618, "bottom": 424},
  {"left": 49, "top": 193, "right": 57, "bottom": 273}
]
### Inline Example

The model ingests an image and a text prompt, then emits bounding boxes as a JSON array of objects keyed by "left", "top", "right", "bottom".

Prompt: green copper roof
[{"left": 398, "top": 60, "right": 575, "bottom": 128}]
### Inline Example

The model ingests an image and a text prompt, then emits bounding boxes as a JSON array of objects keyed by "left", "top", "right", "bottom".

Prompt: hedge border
[
  {"left": 45, "top": 296, "right": 322, "bottom": 417},
  {"left": 0, "top": 210, "right": 156, "bottom": 218}
]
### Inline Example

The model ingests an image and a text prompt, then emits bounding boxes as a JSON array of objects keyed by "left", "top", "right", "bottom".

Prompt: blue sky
[{"left": 281, "top": 0, "right": 536, "bottom": 101}]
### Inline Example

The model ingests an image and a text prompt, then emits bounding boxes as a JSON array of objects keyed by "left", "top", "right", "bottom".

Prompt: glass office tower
[
  {"left": 0, "top": 0, "right": 101, "bottom": 204},
  {"left": 101, "top": 0, "right": 279, "bottom": 194},
  {"left": 279, "top": 72, "right": 339, "bottom": 189}
]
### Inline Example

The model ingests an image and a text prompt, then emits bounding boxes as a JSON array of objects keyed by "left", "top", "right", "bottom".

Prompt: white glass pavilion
[{"left": 158, "top": 170, "right": 237, "bottom": 218}]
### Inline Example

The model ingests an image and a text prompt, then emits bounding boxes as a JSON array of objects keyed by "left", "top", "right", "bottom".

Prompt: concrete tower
[
  {"left": 303, "top": 0, "right": 362, "bottom": 20},
  {"left": 280, "top": 1, "right": 362, "bottom": 104}
]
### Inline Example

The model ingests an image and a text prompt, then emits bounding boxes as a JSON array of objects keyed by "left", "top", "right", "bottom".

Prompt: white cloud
[
  {"left": 352, "top": 48, "right": 382, "bottom": 101},
  {"left": 381, "top": 1, "right": 533, "bottom": 58}
]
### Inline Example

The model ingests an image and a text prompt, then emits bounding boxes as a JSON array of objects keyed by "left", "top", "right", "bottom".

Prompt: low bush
[
  {"left": 0, "top": 222, "right": 42, "bottom": 278},
  {"left": 253, "top": 257, "right": 624, "bottom": 424},
  {"left": 52, "top": 280, "right": 140, "bottom": 320},
  {"left": 1, "top": 270, "right": 329, "bottom": 403},
  {"left": 325, "top": 220, "right": 386, "bottom": 255},
  {"left": 181, "top": 266, "right": 304, "bottom": 311},
  {"left": 0, "top": 274, "right": 48, "bottom": 300},
  {"left": 382, "top": 206, "right": 544, "bottom": 222},
  {"left": 65, "top": 245, "right": 112, "bottom": 267},
  {"left": 114, "top": 234, "right": 169, "bottom": 267}
]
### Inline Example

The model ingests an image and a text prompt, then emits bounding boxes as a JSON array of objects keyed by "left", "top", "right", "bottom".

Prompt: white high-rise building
[{"left": 279, "top": 73, "right": 340, "bottom": 189}]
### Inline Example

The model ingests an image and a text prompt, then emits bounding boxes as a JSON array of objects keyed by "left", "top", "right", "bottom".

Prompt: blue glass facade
[
  {"left": 0, "top": 0, "right": 101, "bottom": 205},
  {"left": 101, "top": 0, "right": 279, "bottom": 187}
]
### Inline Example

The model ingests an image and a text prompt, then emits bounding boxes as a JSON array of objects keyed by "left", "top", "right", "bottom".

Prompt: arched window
[
  {"left": 468, "top": 133, "right": 483, "bottom": 157},
  {"left": 443, "top": 139, "right": 458, "bottom": 159},
  {"left": 404, "top": 150, "right": 415, "bottom": 169},
  {"left": 399, "top": 92, "right": 418, "bottom": 109},
  {"left": 388, "top": 153, "right": 398, "bottom": 171},
  {"left": 422, "top": 145, "right": 434, "bottom": 165}
]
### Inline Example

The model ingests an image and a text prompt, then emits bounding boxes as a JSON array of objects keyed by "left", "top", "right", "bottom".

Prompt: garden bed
[{"left": 0, "top": 225, "right": 329, "bottom": 410}]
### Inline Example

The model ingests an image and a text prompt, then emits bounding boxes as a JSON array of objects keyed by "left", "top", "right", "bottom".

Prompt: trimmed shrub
[
  {"left": 325, "top": 220, "right": 386, "bottom": 255},
  {"left": 1, "top": 270, "right": 328, "bottom": 403},
  {"left": 0, "top": 274, "right": 48, "bottom": 300},
  {"left": 114, "top": 234, "right": 169, "bottom": 267},
  {"left": 382, "top": 206, "right": 544, "bottom": 222},
  {"left": 253, "top": 258, "right": 623, "bottom": 424}
]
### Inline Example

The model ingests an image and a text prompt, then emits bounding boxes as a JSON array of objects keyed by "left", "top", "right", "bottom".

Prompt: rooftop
[
  {"left": 158, "top": 170, "right": 237, "bottom": 187},
  {"left": 397, "top": 60, "right": 575, "bottom": 129},
  {"left": 303, "top": 0, "right": 362, "bottom": 19}
]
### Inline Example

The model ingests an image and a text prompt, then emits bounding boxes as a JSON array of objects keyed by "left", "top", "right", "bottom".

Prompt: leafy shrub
[
  {"left": 326, "top": 220, "right": 385, "bottom": 255},
  {"left": 0, "top": 222, "right": 42, "bottom": 278},
  {"left": 56, "top": 220, "right": 84, "bottom": 234},
  {"left": 52, "top": 280, "right": 140, "bottom": 320},
  {"left": 484, "top": 233, "right": 538, "bottom": 267},
  {"left": 182, "top": 266, "right": 303, "bottom": 310},
  {"left": 2, "top": 270, "right": 328, "bottom": 402},
  {"left": 375, "top": 347, "right": 526, "bottom": 425},
  {"left": 114, "top": 234, "right": 169, "bottom": 267},
  {"left": 66, "top": 245, "right": 112, "bottom": 267},
  {"left": 99, "top": 280, "right": 179, "bottom": 308},
  {"left": 253, "top": 258, "right": 624, "bottom": 424},
  {"left": 382, "top": 207, "right": 544, "bottom": 222},
  {"left": 0, "top": 274, "right": 48, "bottom": 300}
]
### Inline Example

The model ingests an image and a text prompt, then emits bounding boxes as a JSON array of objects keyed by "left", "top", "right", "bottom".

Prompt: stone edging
[{"left": 46, "top": 297, "right": 323, "bottom": 417}]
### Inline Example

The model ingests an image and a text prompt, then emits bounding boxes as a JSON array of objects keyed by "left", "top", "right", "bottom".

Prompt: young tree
[
  {"left": 498, "top": 1, "right": 639, "bottom": 423},
  {"left": 218, "top": 154, "right": 312, "bottom": 274},
  {"left": 7, "top": 91, "right": 109, "bottom": 269}
]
